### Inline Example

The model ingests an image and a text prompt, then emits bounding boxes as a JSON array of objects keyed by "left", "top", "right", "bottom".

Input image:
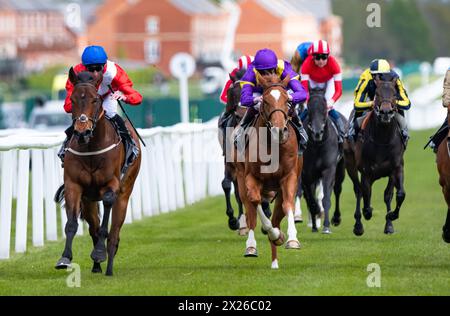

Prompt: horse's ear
[
  {"left": 256, "top": 71, "right": 268, "bottom": 89},
  {"left": 68, "top": 67, "right": 77, "bottom": 85},
  {"left": 229, "top": 73, "right": 236, "bottom": 83},
  {"left": 281, "top": 74, "right": 290, "bottom": 88}
]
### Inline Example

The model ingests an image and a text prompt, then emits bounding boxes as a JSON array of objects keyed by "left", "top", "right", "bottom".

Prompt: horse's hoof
[
  {"left": 322, "top": 227, "right": 332, "bottom": 234},
  {"left": 228, "top": 217, "right": 239, "bottom": 231},
  {"left": 55, "top": 257, "right": 71, "bottom": 270},
  {"left": 92, "top": 263, "right": 102, "bottom": 273},
  {"left": 285, "top": 240, "right": 301, "bottom": 250},
  {"left": 261, "top": 227, "right": 268, "bottom": 235},
  {"left": 384, "top": 222, "right": 395, "bottom": 235},
  {"left": 238, "top": 227, "right": 249, "bottom": 236},
  {"left": 331, "top": 216, "right": 341, "bottom": 226},
  {"left": 363, "top": 208, "right": 373, "bottom": 221},
  {"left": 91, "top": 248, "right": 107, "bottom": 263},
  {"left": 353, "top": 224, "right": 364, "bottom": 236},
  {"left": 270, "top": 230, "right": 285, "bottom": 246},
  {"left": 294, "top": 215, "right": 303, "bottom": 223},
  {"left": 386, "top": 211, "right": 399, "bottom": 221},
  {"left": 244, "top": 247, "right": 258, "bottom": 257},
  {"left": 311, "top": 227, "right": 319, "bottom": 233}
]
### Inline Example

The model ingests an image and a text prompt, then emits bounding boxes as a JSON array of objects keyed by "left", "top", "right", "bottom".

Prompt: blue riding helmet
[
  {"left": 81, "top": 45, "right": 108, "bottom": 66},
  {"left": 297, "top": 42, "right": 312, "bottom": 62}
]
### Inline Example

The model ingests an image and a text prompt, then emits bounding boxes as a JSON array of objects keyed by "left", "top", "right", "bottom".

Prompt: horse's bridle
[
  {"left": 72, "top": 82, "right": 104, "bottom": 135},
  {"left": 260, "top": 83, "right": 291, "bottom": 129}
]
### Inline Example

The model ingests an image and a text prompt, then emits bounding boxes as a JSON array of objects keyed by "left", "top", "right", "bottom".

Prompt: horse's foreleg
[
  {"left": 233, "top": 179, "right": 244, "bottom": 221},
  {"left": 387, "top": 165, "right": 405, "bottom": 222},
  {"left": 55, "top": 183, "right": 82, "bottom": 269},
  {"left": 91, "top": 183, "right": 118, "bottom": 264},
  {"left": 269, "top": 196, "right": 285, "bottom": 269},
  {"left": 281, "top": 173, "right": 300, "bottom": 248},
  {"left": 361, "top": 175, "right": 374, "bottom": 221},
  {"left": 302, "top": 179, "right": 319, "bottom": 232},
  {"left": 295, "top": 177, "right": 303, "bottom": 222},
  {"left": 321, "top": 167, "right": 336, "bottom": 234},
  {"left": 443, "top": 207, "right": 450, "bottom": 243},
  {"left": 237, "top": 170, "right": 257, "bottom": 255},
  {"left": 105, "top": 192, "right": 130, "bottom": 276},
  {"left": 222, "top": 167, "right": 238, "bottom": 230},
  {"left": 384, "top": 176, "right": 395, "bottom": 234},
  {"left": 332, "top": 158, "right": 345, "bottom": 227},
  {"left": 81, "top": 199, "right": 102, "bottom": 273}
]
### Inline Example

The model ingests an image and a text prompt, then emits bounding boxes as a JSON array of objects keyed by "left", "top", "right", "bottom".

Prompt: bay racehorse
[
  {"left": 235, "top": 73, "right": 302, "bottom": 269},
  {"left": 436, "top": 103, "right": 450, "bottom": 243},
  {"left": 301, "top": 88, "right": 346, "bottom": 234},
  {"left": 344, "top": 77, "right": 406, "bottom": 236},
  {"left": 218, "top": 70, "right": 272, "bottom": 235},
  {"left": 55, "top": 68, "right": 141, "bottom": 276}
]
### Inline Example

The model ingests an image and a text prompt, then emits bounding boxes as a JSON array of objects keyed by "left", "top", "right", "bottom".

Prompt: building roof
[
  {"left": 0, "top": 0, "right": 56, "bottom": 11},
  {"left": 284, "top": 0, "right": 332, "bottom": 20},
  {"left": 169, "top": 0, "right": 223, "bottom": 16},
  {"left": 255, "top": 0, "right": 301, "bottom": 18}
]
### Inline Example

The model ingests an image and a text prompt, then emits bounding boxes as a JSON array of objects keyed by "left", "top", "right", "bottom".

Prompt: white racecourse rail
[{"left": 0, "top": 119, "right": 223, "bottom": 259}]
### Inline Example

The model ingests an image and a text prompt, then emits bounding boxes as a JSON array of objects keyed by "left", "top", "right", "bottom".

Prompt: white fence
[{"left": 0, "top": 120, "right": 224, "bottom": 260}]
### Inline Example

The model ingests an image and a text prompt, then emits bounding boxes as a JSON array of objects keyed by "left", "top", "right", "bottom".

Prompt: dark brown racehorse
[
  {"left": 235, "top": 73, "right": 302, "bottom": 269},
  {"left": 344, "top": 77, "right": 405, "bottom": 236},
  {"left": 55, "top": 68, "right": 141, "bottom": 276},
  {"left": 436, "top": 104, "right": 450, "bottom": 243}
]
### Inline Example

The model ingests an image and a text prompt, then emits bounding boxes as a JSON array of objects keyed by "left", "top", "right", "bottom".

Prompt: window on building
[
  {"left": 146, "top": 16, "right": 159, "bottom": 34},
  {"left": 144, "top": 40, "right": 160, "bottom": 64}
]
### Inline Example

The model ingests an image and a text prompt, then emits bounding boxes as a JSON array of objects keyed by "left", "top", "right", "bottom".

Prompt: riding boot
[
  {"left": 290, "top": 109, "right": 308, "bottom": 155},
  {"left": 395, "top": 112, "right": 409, "bottom": 147},
  {"left": 429, "top": 118, "right": 448, "bottom": 153},
  {"left": 219, "top": 111, "right": 232, "bottom": 156},
  {"left": 57, "top": 125, "right": 74, "bottom": 168},
  {"left": 234, "top": 106, "right": 258, "bottom": 146},
  {"left": 110, "top": 114, "right": 139, "bottom": 175},
  {"left": 329, "top": 110, "right": 346, "bottom": 143}
]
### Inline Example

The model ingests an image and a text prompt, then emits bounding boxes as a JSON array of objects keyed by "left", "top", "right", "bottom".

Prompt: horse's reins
[{"left": 66, "top": 82, "right": 122, "bottom": 156}]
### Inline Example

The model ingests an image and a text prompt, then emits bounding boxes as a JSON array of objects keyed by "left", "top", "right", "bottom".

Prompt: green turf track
[{"left": 0, "top": 129, "right": 449, "bottom": 295}]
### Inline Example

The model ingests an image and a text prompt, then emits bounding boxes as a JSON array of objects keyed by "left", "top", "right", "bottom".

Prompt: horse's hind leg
[
  {"left": 222, "top": 167, "right": 238, "bottom": 230},
  {"left": 294, "top": 180, "right": 303, "bottom": 223},
  {"left": 384, "top": 176, "right": 395, "bottom": 234},
  {"left": 55, "top": 183, "right": 82, "bottom": 269},
  {"left": 81, "top": 199, "right": 102, "bottom": 273},
  {"left": 387, "top": 165, "right": 406, "bottom": 222},
  {"left": 443, "top": 207, "right": 450, "bottom": 243},
  {"left": 332, "top": 158, "right": 345, "bottom": 227},
  {"left": 233, "top": 178, "right": 248, "bottom": 236},
  {"left": 91, "top": 186, "right": 117, "bottom": 265}
]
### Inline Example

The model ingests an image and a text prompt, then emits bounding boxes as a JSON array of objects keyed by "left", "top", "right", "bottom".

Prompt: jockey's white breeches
[
  {"left": 102, "top": 96, "right": 118, "bottom": 118},
  {"left": 309, "top": 78, "right": 335, "bottom": 104}
]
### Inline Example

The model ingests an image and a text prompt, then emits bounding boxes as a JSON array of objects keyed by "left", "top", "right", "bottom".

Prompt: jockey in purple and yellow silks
[{"left": 235, "top": 48, "right": 309, "bottom": 155}]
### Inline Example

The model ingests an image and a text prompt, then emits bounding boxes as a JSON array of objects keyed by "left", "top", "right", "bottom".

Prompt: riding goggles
[
  {"left": 314, "top": 54, "right": 329, "bottom": 61},
  {"left": 86, "top": 64, "right": 105, "bottom": 72}
]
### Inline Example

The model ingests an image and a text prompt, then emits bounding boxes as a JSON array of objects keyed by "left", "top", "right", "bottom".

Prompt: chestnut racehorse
[
  {"left": 235, "top": 73, "right": 302, "bottom": 269},
  {"left": 55, "top": 68, "right": 141, "bottom": 276}
]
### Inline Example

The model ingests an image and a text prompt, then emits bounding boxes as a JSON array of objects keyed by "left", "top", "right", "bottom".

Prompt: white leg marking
[
  {"left": 257, "top": 205, "right": 280, "bottom": 241},
  {"left": 246, "top": 229, "right": 256, "bottom": 249},
  {"left": 287, "top": 210, "right": 298, "bottom": 242},
  {"left": 271, "top": 259, "right": 279, "bottom": 269},
  {"left": 294, "top": 197, "right": 302, "bottom": 217}
]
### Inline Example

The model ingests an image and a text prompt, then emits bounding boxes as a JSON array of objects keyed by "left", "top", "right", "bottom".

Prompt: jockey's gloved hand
[
  {"left": 111, "top": 90, "right": 127, "bottom": 102},
  {"left": 288, "top": 94, "right": 293, "bottom": 102},
  {"left": 253, "top": 96, "right": 263, "bottom": 104},
  {"left": 327, "top": 100, "right": 335, "bottom": 111}
]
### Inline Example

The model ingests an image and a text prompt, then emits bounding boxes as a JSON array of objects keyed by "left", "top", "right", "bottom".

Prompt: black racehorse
[
  {"left": 218, "top": 70, "right": 271, "bottom": 235},
  {"left": 344, "top": 77, "right": 406, "bottom": 236},
  {"left": 301, "top": 88, "right": 346, "bottom": 233}
]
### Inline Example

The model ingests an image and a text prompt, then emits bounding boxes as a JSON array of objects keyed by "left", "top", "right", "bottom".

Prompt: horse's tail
[{"left": 54, "top": 184, "right": 65, "bottom": 205}]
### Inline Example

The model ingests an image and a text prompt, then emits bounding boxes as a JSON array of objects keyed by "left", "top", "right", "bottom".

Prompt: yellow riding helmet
[{"left": 370, "top": 59, "right": 391, "bottom": 74}]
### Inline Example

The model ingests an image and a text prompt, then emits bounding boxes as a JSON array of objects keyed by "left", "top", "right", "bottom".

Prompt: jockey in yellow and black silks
[{"left": 347, "top": 59, "right": 411, "bottom": 143}]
